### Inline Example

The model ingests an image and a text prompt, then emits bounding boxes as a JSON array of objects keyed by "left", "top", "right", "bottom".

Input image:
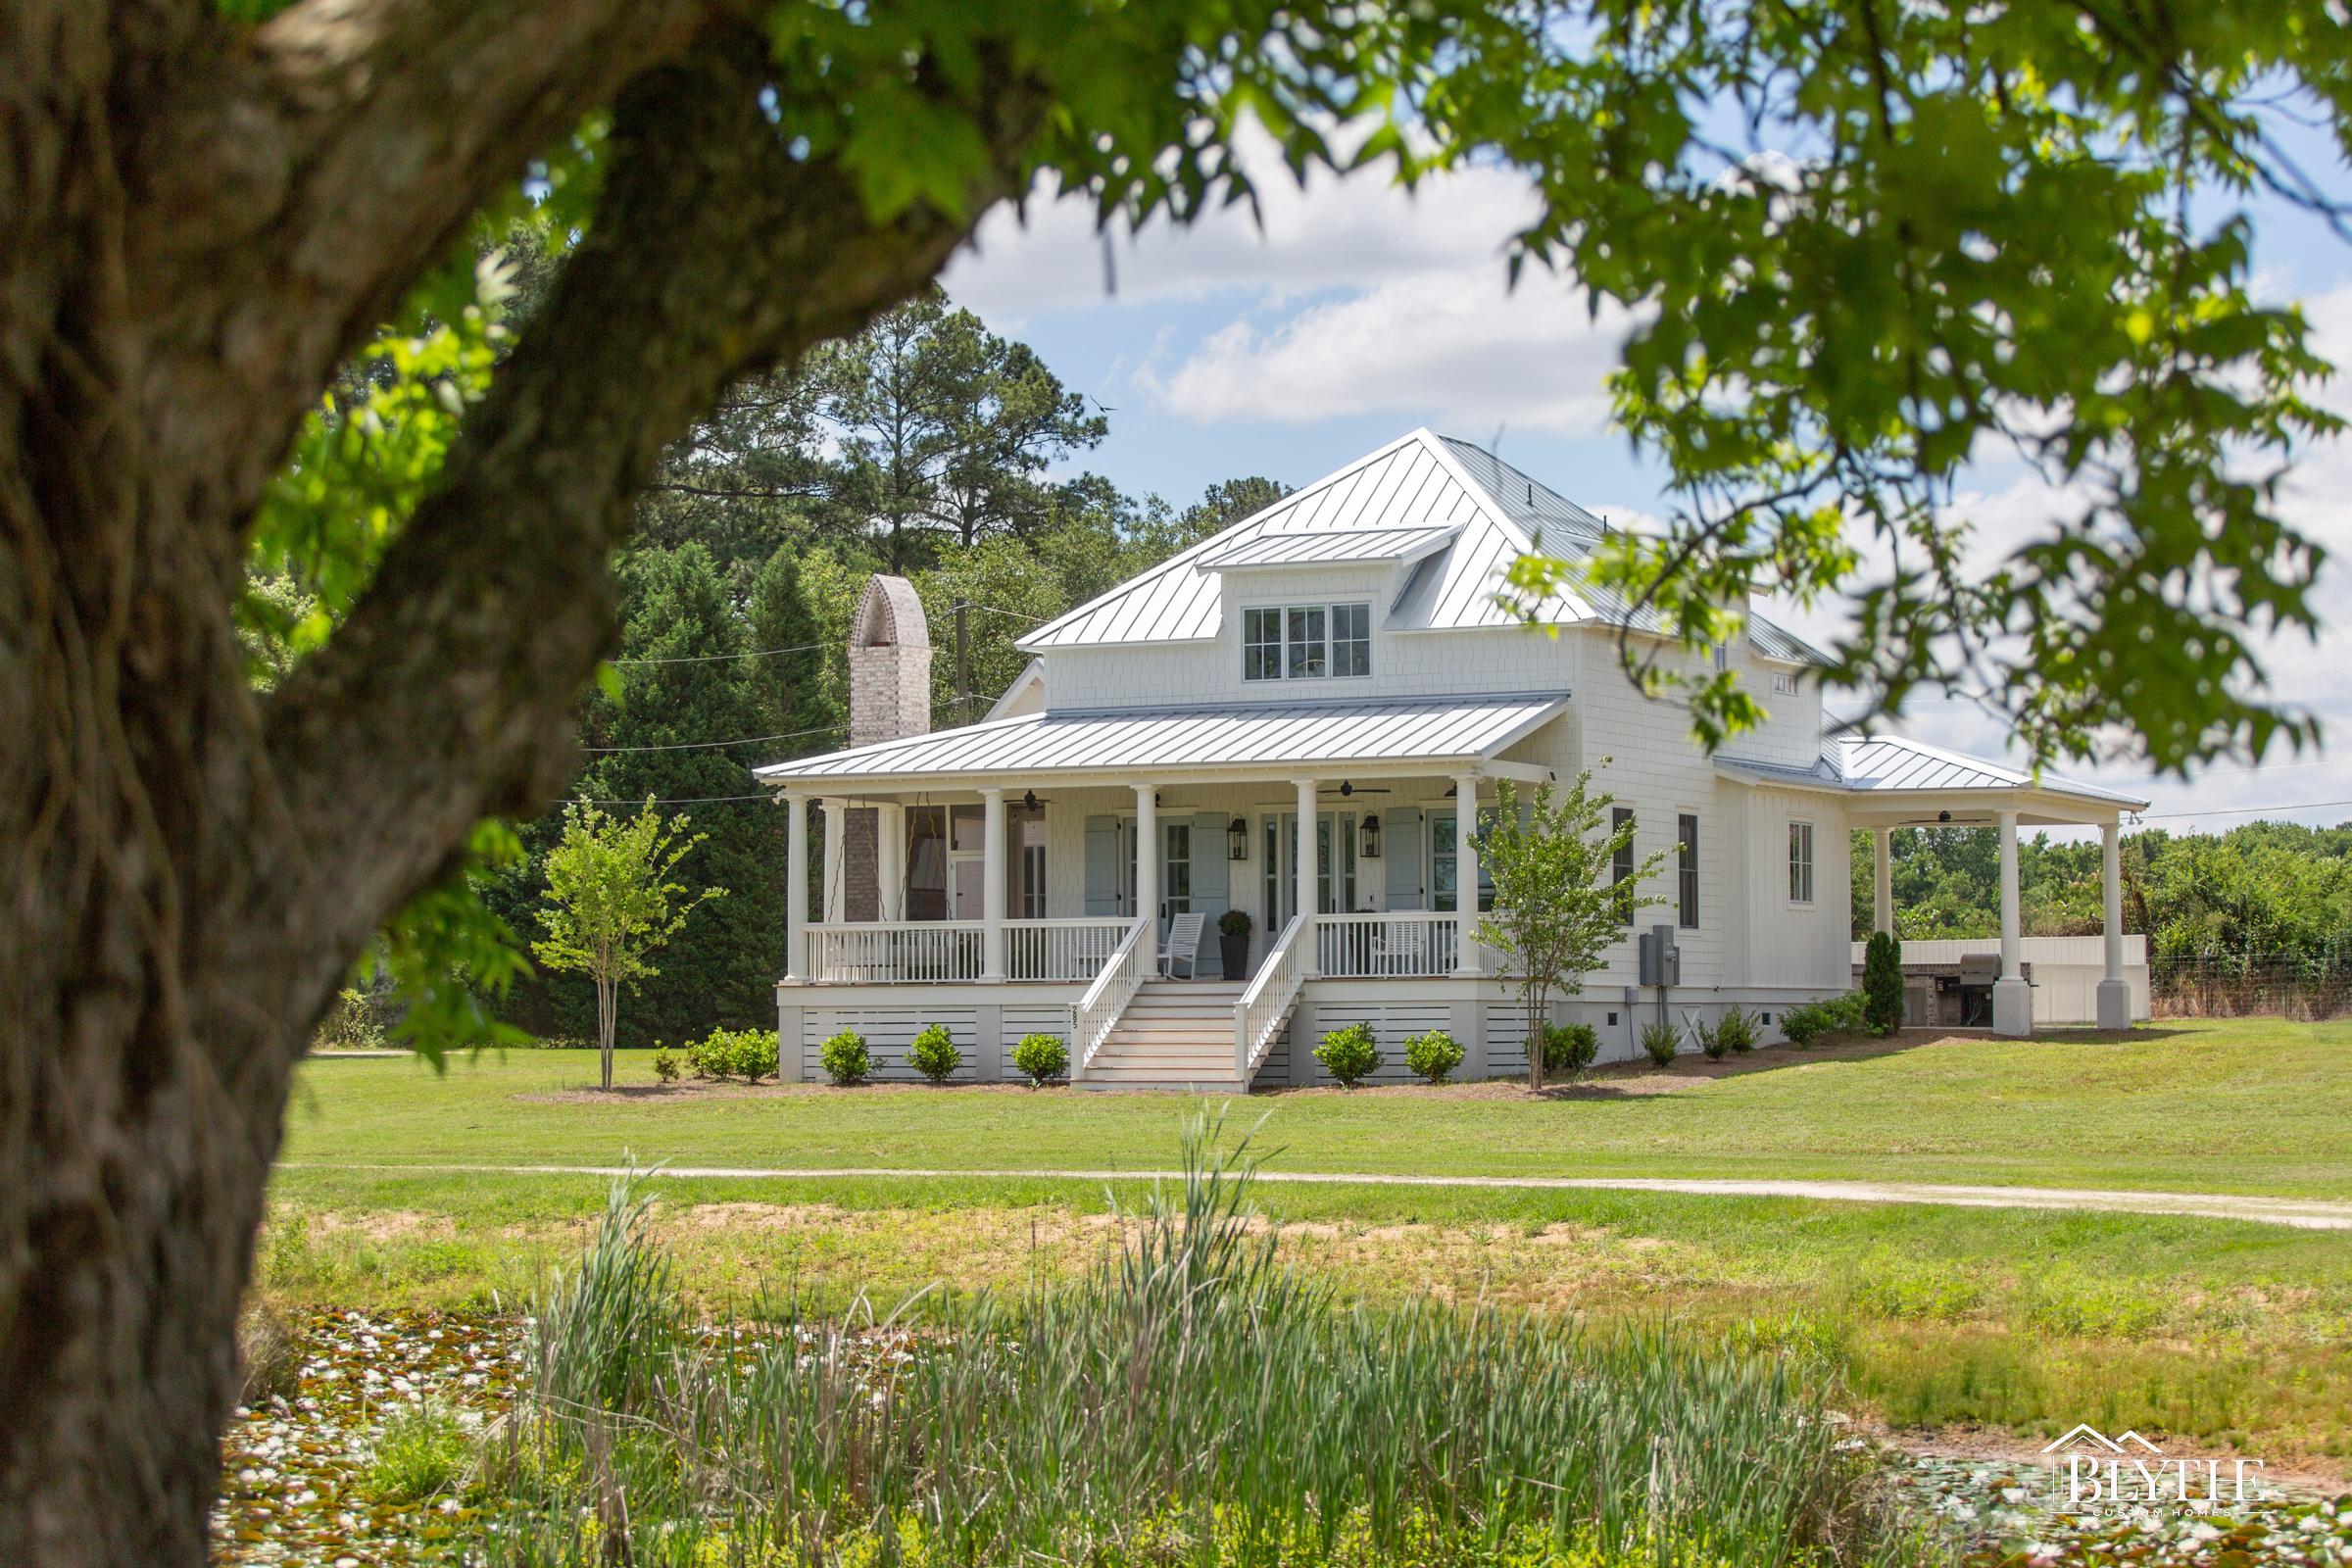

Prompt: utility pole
[{"left": 955, "top": 599, "right": 970, "bottom": 728}]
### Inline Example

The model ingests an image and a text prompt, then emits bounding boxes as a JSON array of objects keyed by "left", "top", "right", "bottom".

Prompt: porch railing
[
  {"left": 805, "top": 922, "right": 985, "bottom": 983},
  {"left": 1005, "top": 918, "right": 1132, "bottom": 982},
  {"left": 1074, "top": 917, "right": 1151, "bottom": 1076},
  {"left": 1235, "top": 915, "right": 1308, "bottom": 1082},
  {"left": 802, "top": 917, "right": 1133, "bottom": 985},
  {"left": 1313, "top": 911, "right": 1462, "bottom": 978}
]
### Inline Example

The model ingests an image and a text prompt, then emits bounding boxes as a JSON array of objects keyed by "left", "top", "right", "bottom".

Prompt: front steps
[{"left": 1078, "top": 980, "right": 1251, "bottom": 1091}]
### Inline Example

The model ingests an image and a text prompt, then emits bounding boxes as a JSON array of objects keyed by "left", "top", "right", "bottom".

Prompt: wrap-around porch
[
  {"left": 758, "top": 691, "right": 1571, "bottom": 1088},
  {"left": 775, "top": 770, "right": 1525, "bottom": 1087}
]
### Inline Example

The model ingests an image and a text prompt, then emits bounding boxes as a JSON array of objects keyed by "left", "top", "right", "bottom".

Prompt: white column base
[
  {"left": 2096, "top": 978, "right": 2132, "bottom": 1031},
  {"left": 1992, "top": 977, "right": 2034, "bottom": 1038}
]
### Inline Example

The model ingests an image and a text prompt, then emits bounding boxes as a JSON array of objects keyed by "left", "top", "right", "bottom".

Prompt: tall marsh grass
[{"left": 479, "top": 1115, "right": 1938, "bottom": 1568}]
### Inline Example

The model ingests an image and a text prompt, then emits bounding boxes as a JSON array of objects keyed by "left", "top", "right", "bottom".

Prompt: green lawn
[
  {"left": 263, "top": 1017, "right": 2352, "bottom": 1464},
  {"left": 283, "top": 1016, "right": 2352, "bottom": 1198}
]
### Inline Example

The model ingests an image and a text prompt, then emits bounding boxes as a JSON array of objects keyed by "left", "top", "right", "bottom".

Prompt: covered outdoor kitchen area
[{"left": 1720, "top": 736, "right": 2153, "bottom": 1036}]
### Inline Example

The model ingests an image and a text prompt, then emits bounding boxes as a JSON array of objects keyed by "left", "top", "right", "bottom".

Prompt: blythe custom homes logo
[{"left": 2039, "top": 1426, "right": 2274, "bottom": 1513}]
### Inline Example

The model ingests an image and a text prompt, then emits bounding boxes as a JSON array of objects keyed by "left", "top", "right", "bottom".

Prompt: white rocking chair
[
  {"left": 1156, "top": 912, "right": 1206, "bottom": 979},
  {"left": 1373, "top": 923, "right": 1426, "bottom": 976}
]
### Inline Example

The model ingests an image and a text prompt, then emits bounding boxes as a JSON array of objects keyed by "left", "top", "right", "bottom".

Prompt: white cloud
[
  {"left": 943, "top": 137, "right": 1549, "bottom": 316},
  {"left": 1138, "top": 268, "right": 1636, "bottom": 432},
  {"left": 943, "top": 129, "right": 1641, "bottom": 433}
]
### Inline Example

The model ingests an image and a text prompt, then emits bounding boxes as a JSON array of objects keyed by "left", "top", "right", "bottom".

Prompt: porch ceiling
[
  {"left": 753, "top": 692, "right": 1568, "bottom": 793},
  {"left": 1713, "top": 734, "right": 2149, "bottom": 826}
]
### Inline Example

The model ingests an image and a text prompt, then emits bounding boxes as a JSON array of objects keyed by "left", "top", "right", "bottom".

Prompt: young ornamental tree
[
  {"left": 534, "top": 799, "right": 725, "bottom": 1090},
  {"left": 1472, "top": 768, "right": 1668, "bottom": 1091}
]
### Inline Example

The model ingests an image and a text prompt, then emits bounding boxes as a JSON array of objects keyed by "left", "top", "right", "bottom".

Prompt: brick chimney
[{"left": 848, "top": 575, "right": 931, "bottom": 747}]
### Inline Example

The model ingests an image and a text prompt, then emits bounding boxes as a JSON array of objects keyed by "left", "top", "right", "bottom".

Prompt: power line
[
  {"left": 580, "top": 721, "right": 846, "bottom": 754},
  {"left": 2140, "top": 798, "right": 2352, "bottom": 821},
  {"left": 578, "top": 793, "right": 776, "bottom": 807},
  {"left": 609, "top": 639, "right": 828, "bottom": 666}
]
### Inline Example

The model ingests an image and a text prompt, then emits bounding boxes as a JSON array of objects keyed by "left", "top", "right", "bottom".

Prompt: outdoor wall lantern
[
  {"left": 1358, "top": 814, "right": 1382, "bottom": 859},
  {"left": 1228, "top": 817, "right": 1250, "bottom": 861}
]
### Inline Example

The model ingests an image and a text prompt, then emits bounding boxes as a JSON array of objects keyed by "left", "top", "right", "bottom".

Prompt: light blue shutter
[
  {"left": 1192, "top": 813, "right": 1233, "bottom": 977},
  {"left": 1384, "top": 808, "right": 1423, "bottom": 908},
  {"left": 1084, "top": 816, "right": 1119, "bottom": 915},
  {"left": 1191, "top": 815, "right": 1230, "bottom": 911}
]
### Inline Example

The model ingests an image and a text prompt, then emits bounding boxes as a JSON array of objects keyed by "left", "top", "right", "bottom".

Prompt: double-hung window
[
  {"left": 1332, "top": 603, "right": 1371, "bottom": 676},
  {"left": 1611, "top": 808, "right": 1636, "bottom": 925},
  {"left": 1244, "top": 609, "right": 1283, "bottom": 681},
  {"left": 1677, "top": 813, "right": 1699, "bottom": 928},
  {"left": 1788, "top": 821, "right": 1815, "bottom": 904},
  {"left": 1242, "top": 602, "right": 1373, "bottom": 681},
  {"left": 1287, "top": 606, "right": 1327, "bottom": 678}
]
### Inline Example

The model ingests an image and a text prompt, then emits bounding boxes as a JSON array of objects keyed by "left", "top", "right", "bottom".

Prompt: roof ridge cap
[{"left": 1017, "top": 430, "right": 1436, "bottom": 652}]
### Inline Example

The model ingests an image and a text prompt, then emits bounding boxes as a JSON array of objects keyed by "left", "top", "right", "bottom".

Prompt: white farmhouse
[{"left": 755, "top": 429, "right": 2148, "bottom": 1088}]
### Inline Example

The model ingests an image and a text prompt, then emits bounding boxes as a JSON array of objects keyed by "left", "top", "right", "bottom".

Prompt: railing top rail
[
  {"left": 1313, "top": 910, "right": 1458, "bottom": 922},
  {"left": 1003, "top": 916, "right": 1131, "bottom": 927},
  {"left": 807, "top": 919, "right": 984, "bottom": 933},
  {"left": 1076, "top": 917, "right": 1149, "bottom": 1012},
  {"left": 1236, "top": 915, "right": 1304, "bottom": 1012}
]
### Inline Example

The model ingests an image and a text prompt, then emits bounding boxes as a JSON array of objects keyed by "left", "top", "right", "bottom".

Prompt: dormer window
[{"left": 1245, "top": 602, "right": 1372, "bottom": 681}]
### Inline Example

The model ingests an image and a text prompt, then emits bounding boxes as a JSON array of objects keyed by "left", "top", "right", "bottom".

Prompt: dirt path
[{"left": 282, "top": 1163, "right": 2352, "bottom": 1230}]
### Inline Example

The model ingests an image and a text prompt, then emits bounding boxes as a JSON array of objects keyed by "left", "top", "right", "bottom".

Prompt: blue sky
[{"left": 938, "top": 130, "right": 2352, "bottom": 838}]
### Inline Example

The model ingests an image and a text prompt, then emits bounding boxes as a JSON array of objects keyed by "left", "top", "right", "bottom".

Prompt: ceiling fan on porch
[
  {"left": 1019, "top": 789, "right": 1053, "bottom": 811},
  {"left": 1317, "top": 781, "right": 1391, "bottom": 798}
]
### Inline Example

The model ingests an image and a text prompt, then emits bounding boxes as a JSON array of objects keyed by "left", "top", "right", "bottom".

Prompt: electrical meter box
[{"left": 1638, "top": 924, "right": 1681, "bottom": 987}]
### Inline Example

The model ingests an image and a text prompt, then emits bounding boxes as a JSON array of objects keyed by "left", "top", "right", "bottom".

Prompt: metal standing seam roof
[
  {"left": 1017, "top": 430, "right": 1593, "bottom": 650},
  {"left": 1711, "top": 734, "right": 2149, "bottom": 810},
  {"left": 1745, "top": 617, "right": 1834, "bottom": 667},
  {"left": 1834, "top": 736, "right": 2149, "bottom": 807},
  {"left": 1014, "top": 427, "right": 1827, "bottom": 662},
  {"left": 1195, "top": 523, "right": 1462, "bottom": 571},
  {"left": 752, "top": 694, "right": 1570, "bottom": 787}
]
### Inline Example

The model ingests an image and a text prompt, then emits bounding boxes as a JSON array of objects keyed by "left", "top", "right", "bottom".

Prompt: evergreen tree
[
  {"left": 496, "top": 545, "right": 783, "bottom": 1045},
  {"left": 1861, "top": 930, "right": 1905, "bottom": 1036},
  {"left": 746, "top": 545, "right": 841, "bottom": 757}
]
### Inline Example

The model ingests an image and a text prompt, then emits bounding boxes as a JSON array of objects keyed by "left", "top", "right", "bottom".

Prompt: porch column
[
  {"left": 1133, "top": 783, "right": 1158, "bottom": 939},
  {"left": 1871, "top": 826, "right": 1893, "bottom": 936},
  {"left": 1451, "top": 773, "right": 1484, "bottom": 977},
  {"left": 2097, "top": 819, "right": 2131, "bottom": 1030},
  {"left": 1293, "top": 777, "right": 1319, "bottom": 975},
  {"left": 876, "top": 803, "right": 906, "bottom": 921},
  {"left": 1993, "top": 808, "right": 2032, "bottom": 1036},
  {"left": 981, "top": 787, "right": 1007, "bottom": 983},
  {"left": 820, "top": 798, "right": 846, "bottom": 922},
  {"left": 783, "top": 791, "right": 808, "bottom": 985}
]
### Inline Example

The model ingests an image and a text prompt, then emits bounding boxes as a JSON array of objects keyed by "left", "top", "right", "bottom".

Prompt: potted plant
[{"left": 1217, "top": 908, "right": 1253, "bottom": 980}]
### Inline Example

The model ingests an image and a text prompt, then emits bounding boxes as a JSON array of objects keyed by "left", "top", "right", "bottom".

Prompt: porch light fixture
[
  {"left": 1358, "top": 814, "right": 1382, "bottom": 859},
  {"left": 1228, "top": 817, "right": 1249, "bottom": 861}
]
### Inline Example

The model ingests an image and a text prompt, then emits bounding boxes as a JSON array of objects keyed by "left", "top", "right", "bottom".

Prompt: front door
[
  {"left": 1259, "top": 812, "right": 1356, "bottom": 930},
  {"left": 1429, "top": 808, "right": 1494, "bottom": 913}
]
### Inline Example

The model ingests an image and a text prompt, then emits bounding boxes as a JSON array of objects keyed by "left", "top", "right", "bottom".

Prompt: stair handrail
[
  {"left": 1072, "top": 916, "right": 1152, "bottom": 1078},
  {"left": 1233, "top": 914, "right": 1308, "bottom": 1083}
]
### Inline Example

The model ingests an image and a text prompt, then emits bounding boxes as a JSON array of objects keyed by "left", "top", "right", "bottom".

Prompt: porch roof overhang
[
  {"left": 1713, "top": 734, "right": 2150, "bottom": 827},
  {"left": 753, "top": 692, "right": 1568, "bottom": 795}
]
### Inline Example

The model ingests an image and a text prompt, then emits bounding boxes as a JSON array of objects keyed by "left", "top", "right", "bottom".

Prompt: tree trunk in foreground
[{"left": 0, "top": 6, "right": 1035, "bottom": 1563}]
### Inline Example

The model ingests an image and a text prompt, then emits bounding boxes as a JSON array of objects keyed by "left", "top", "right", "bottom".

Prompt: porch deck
[{"left": 780, "top": 910, "right": 1484, "bottom": 1090}]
